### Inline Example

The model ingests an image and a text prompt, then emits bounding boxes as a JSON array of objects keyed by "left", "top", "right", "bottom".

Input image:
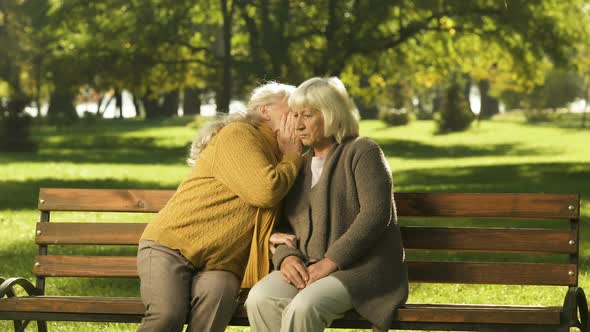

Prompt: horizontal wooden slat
[
  {"left": 395, "top": 192, "right": 579, "bottom": 219},
  {"left": 38, "top": 188, "right": 175, "bottom": 212},
  {"left": 407, "top": 261, "right": 577, "bottom": 286},
  {"left": 38, "top": 189, "right": 580, "bottom": 220},
  {"left": 36, "top": 223, "right": 147, "bottom": 245},
  {"left": 401, "top": 227, "right": 577, "bottom": 254},
  {"left": 34, "top": 223, "right": 577, "bottom": 255},
  {"left": 0, "top": 297, "right": 562, "bottom": 326},
  {"left": 33, "top": 256, "right": 577, "bottom": 286},
  {"left": 34, "top": 256, "right": 137, "bottom": 277},
  {"left": 398, "top": 304, "right": 561, "bottom": 325},
  {"left": 0, "top": 296, "right": 143, "bottom": 315}
]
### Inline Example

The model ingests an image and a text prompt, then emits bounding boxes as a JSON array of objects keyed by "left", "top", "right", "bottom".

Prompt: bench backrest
[{"left": 33, "top": 188, "right": 581, "bottom": 290}]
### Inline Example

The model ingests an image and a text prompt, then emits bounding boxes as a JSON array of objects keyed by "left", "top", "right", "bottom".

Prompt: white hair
[
  {"left": 288, "top": 77, "right": 359, "bottom": 144},
  {"left": 187, "top": 82, "right": 295, "bottom": 167}
]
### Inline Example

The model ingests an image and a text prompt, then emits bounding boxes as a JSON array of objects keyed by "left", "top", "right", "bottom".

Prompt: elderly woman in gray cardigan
[{"left": 245, "top": 77, "right": 409, "bottom": 332}]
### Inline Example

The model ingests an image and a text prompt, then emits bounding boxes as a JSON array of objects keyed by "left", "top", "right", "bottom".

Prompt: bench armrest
[
  {"left": 0, "top": 277, "right": 42, "bottom": 297},
  {"left": 563, "top": 286, "right": 588, "bottom": 331}
]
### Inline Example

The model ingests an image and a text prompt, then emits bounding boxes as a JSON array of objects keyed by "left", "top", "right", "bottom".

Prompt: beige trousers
[
  {"left": 136, "top": 240, "right": 240, "bottom": 332},
  {"left": 245, "top": 271, "right": 353, "bottom": 332}
]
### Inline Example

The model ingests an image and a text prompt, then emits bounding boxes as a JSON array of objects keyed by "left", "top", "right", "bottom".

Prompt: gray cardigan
[{"left": 272, "top": 137, "right": 409, "bottom": 331}]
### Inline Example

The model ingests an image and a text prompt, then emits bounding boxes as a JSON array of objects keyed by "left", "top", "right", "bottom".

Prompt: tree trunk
[
  {"left": 478, "top": 79, "right": 499, "bottom": 119},
  {"left": 218, "top": 0, "right": 234, "bottom": 113},
  {"left": 583, "top": 104, "right": 588, "bottom": 129},
  {"left": 582, "top": 81, "right": 589, "bottom": 129},
  {"left": 132, "top": 93, "right": 142, "bottom": 117},
  {"left": 143, "top": 93, "right": 162, "bottom": 119},
  {"left": 98, "top": 93, "right": 115, "bottom": 117},
  {"left": 432, "top": 87, "right": 442, "bottom": 114},
  {"left": 392, "top": 83, "right": 406, "bottom": 109},
  {"left": 161, "top": 90, "right": 180, "bottom": 117},
  {"left": 114, "top": 89, "right": 123, "bottom": 119},
  {"left": 183, "top": 88, "right": 201, "bottom": 115},
  {"left": 464, "top": 74, "right": 473, "bottom": 113},
  {"left": 34, "top": 56, "right": 43, "bottom": 117},
  {"left": 355, "top": 75, "right": 378, "bottom": 119},
  {"left": 47, "top": 90, "right": 77, "bottom": 123}
]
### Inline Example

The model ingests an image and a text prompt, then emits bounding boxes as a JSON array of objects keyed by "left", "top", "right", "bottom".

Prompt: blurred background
[
  {"left": 1, "top": 0, "right": 589, "bottom": 136},
  {"left": 1, "top": 1, "right": 590, "bottom": 331}
]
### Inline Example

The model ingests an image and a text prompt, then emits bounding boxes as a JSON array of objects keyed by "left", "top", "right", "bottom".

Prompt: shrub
[
  {"left": 379, "top": 107, "right": 412, "bottom": 126},
  {"left": 523, "top": 109, "right": 556, "bottom": 123},
  {"left": 0, "top": 113, "right": 38, "bottom": 152},
  {"left": 436, "top": 80, "right": 474, "bottom": 133}
]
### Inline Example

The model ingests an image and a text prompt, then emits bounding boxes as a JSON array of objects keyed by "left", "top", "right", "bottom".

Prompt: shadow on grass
[
  {"left": 1, "top": 116, "right": 202, "bottom": 164},
  {"left": 0, "top": 178, "right": 176, "bottom": 210},
  {"left": 32, "top": 116, "right": 196, "bottom": 136},
  {"left": 0, "top": 135, "right": 190, "bottom": 165},
  {"left": 375, "top": 138, "right": 558, "bottom": 159},
  {"left": 394, "top": 162, "right": 590, "bottom": 195}
]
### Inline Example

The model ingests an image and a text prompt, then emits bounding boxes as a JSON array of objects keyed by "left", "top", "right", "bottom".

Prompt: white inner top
[{"left": 311, "top": 156, "right": 326, "bottom": 188}]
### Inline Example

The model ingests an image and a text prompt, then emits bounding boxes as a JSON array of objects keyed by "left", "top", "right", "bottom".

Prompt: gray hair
[
  {"left": 187, "top": 82, "right": 295, "bottom": 167},
  {"left": 288, "top": 77, "right": 359, "bottom": 144}
]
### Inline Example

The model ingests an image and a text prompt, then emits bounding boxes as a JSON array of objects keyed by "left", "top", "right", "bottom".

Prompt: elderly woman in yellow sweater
[
  {"left": 246, "top": 77, "right": 408, "bottom": 332},
  {"left": 136, "top": 82, "right": 303, "bottom": 332}
]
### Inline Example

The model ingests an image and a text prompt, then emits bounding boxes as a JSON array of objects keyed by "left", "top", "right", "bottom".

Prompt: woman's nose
[{"left": 295, "top": 118, "right": 304, "bottom": 130}]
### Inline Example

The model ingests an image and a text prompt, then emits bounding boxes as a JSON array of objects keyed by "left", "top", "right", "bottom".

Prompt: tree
[
  {"left": 437, "top": 74, "right": 474, "bottom": 133},
  {"left": 0, "top": 0, "right": 37, "bottom": 150},
  {"left": 8, "top": 0, "right": 585, "bottom": 125},
  {"left": 574, "top": 6, "right": 590, "bottom": 128}
]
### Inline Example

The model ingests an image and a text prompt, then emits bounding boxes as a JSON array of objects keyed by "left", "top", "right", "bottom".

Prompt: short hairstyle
[
  {"left": 187, "top": 81, "right": 295, "bottom": 167},
  {"left": 246, "top": 81, "right": 296, "bottom": 115},
  {"left": 289, "top": 77, "right": 359, "bottom": 144}
]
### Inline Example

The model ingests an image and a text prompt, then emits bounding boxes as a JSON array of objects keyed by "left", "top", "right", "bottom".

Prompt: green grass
[{"left": 1, "top": 112, "right": 589, "bottom": 331}]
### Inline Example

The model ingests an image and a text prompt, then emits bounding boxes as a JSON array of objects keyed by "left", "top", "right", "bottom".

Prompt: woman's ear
[{"left": 259, "top": 105, "right": 272, "bottom": 121}]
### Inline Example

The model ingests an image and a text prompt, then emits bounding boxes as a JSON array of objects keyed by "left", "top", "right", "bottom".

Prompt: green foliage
[
  {"left": 2, "top": 0, "right": 589, "bottom": 125},
  {"left": 0, "top": 113, "right": 37, "bottom": 152},
  {"left": 379, "top": 107, "right": 412, "bottom": 127},
  {"left": 522, "top": 109, "right": 557, "bottom": 123},
  {"left": 501, "top": 68, "right": 585, "bottom": 112},
  {"left": 532, "top": 69, "right": 584, "bottom": 110},
  {"left": 436, "top": 77, "right": 474, "bottom": 133}
]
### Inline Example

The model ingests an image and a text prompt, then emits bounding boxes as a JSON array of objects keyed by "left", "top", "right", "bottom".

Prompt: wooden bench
[{"left": 0, "top": 188, "right": 587, "bottom": 331}]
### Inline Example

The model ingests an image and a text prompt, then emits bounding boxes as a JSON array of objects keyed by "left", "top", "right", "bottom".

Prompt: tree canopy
[{"left": 1, "top": 0, "right": 588, "bottom": 123}]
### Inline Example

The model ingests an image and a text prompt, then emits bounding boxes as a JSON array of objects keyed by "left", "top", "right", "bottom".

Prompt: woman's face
[
  {"left": 293, "top": 107, "right": 327, "bottom": 147},
  {"left": 263, "top": 99, "right": 290, "bottom": 134}
]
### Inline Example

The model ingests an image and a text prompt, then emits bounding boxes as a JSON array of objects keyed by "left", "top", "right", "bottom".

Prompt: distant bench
[{"left": 0, "top": 188, "right": 587, "bottom": 332}]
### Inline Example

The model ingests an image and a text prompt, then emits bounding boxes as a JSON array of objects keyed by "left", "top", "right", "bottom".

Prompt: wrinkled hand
[
  {"left": 306, "top": 258, "right": 338, "bottom": 286},
  {"left": 269, "top": 233, "right": 297, "bottom": 254},
  {"left": 280, "top": 255, "right": 309, "bottom": 289},
  {"left": 277, "top": 112, "right": 302, "bottom": 157}
]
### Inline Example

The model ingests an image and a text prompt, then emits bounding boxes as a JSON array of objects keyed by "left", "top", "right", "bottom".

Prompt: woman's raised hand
[
  {"left": 277, "top": 112, "right": 302, "bottom": 156},
  {"left": 269, "top": 232, "right": 297, "bottom": 254}
]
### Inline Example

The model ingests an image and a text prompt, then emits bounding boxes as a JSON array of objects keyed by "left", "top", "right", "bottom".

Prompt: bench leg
[
  {"left": 37, "top": 320, "right": 48, "bottom": 332},
  {"left": 14, "top": 320, "right": 29, "bottom": 332},
  {"left": 12, "top": 319, "right": 47, "bottom": 332}
]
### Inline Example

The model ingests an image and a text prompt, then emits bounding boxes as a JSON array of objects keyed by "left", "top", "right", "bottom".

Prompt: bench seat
[
  {"left": 0, "top": 296, "right": 563, "bottom": 326},
  {"left": 0, "top": 189, "right": 586, "bottom": 332}
]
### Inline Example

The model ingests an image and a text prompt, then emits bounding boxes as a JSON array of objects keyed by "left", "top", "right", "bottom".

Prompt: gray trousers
[
  {"left": 245, "top": 271, "right": 353, "bottom": 332},
  {"left": 136, "top": 240, "right": 240, "bottom": 332}
]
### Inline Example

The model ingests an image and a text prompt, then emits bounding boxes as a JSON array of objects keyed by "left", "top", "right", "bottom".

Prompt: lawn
[{"left": 1, "top": 112, "right": 589, "bottom": 331}]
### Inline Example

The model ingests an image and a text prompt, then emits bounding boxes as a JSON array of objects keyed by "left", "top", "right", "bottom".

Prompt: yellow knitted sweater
[{"left": 141, "top": 121, "right": 302, "bottom": 287}]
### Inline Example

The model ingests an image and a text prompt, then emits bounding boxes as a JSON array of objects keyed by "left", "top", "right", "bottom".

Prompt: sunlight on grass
[{"left": 1, "top": 114, "right": 589, "bottom": 331}]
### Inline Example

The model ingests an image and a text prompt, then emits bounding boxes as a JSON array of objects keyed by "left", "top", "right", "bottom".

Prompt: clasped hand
[
  {"left": 280, "top": 256, "right": 338, "bottom": 289},
  {"left": 270, "top": 232, "right": 338, "bottom": 288}
]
